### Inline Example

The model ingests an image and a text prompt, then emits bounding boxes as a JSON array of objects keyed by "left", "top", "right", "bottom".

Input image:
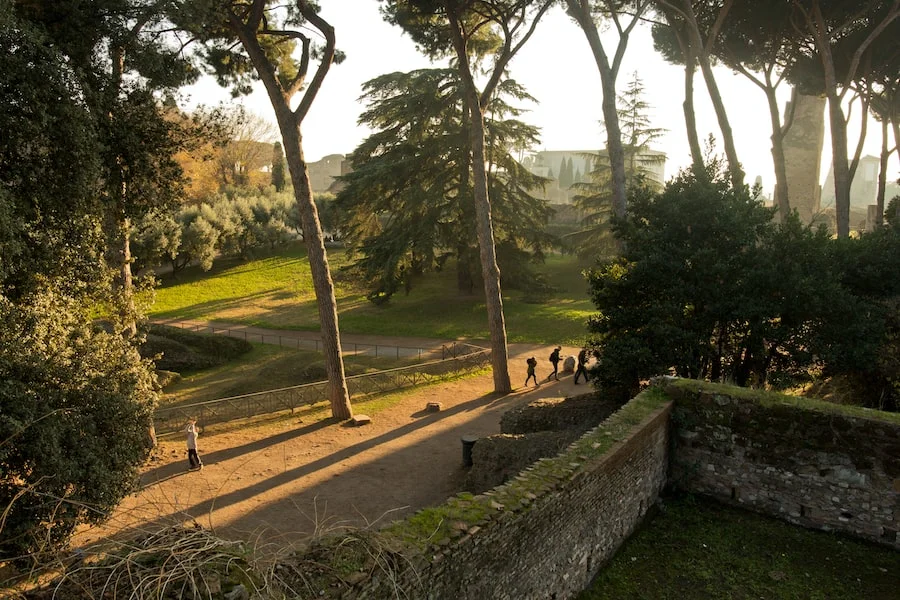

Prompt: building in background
[
  {"left": 520, "top": 149, "right": 666, "bottom": 205},
  {"left": 307, "top": 153, "right": 345, "bottom": 193}
]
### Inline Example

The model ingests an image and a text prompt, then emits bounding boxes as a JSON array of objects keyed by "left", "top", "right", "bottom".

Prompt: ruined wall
[
  {"left": 500, "top": 393, "right": 621, "bottom": 435},
  {"left": 465, "top": 393, "right": 624, "bottom": 493},
  {"left": 320, "top": 390, "right": 672, "bottom": 599},
  {"left": 782, "top": 91, "right": 825, "bottom": 224},
  {"left": 278, "top": 381, "right": 899, "bottom": 599},
  {"left": 663, "top": 379, "right": 900, "bottom": 549},
  {"left": 465, "top": 431, "right": 577, "bottom": 494}
]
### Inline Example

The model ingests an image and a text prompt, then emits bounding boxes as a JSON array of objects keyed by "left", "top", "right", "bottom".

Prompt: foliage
[
  {"left": 0, "top": 292, "right": 158, "bottom": 565},
  {"left": 132, "top": 190, "right": 303, "bottom": 274},
  {"left": 336, "top": 68, "right": 553, "bottom": 302},
  {"left": 0, "top": 8, "right": 106, "bottom": 299},
  {"left": 567, "top": 73, "right": 665, "bottom": 258},
  {"left": 131, "top": 210, "right": 182, "bottom": 273},
  {"left": 140, "top": 324, "right": 253, "bottom": 373},
  {"left": 585, "top": 156, "right": 900, "bottom": 408}
]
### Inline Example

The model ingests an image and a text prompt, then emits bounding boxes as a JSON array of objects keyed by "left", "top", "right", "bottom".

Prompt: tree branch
[{"left": 293, "top": 0, "right": 335, "bottom": 123}]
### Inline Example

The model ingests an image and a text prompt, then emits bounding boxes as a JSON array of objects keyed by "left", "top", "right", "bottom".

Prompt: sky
[{"left": 181, "top": 1, "right": 896, "bottom": 198}]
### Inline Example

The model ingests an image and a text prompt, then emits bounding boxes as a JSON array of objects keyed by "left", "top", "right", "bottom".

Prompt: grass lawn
[
  {"left": 580, "top": 494, "right": 899, "bottom": 600},
  {"left": 161, "top": 342, "right": 416, "bottom": 406},
  {"left": 148, "top": 243, "right": 595, "bottom": 344}
]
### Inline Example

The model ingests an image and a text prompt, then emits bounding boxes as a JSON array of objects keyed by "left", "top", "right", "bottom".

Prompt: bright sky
[{"left": 182, "top": 2, "right": 895, "bottom": 197}]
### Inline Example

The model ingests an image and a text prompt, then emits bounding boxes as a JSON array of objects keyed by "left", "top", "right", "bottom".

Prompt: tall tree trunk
[
  {"left": 279, "top": 117, "right": 352, "bottom": 417},
  {"left": 766, "top": 87, "right": 790, "bottom": 221},
  {"left": 228, "top": 3, "right": 352, "bottom": 418},
  {"left": 825, "top": 93, "right": 852, "bottom": 237},
  {"left": 676, "top": 0, "right": 744, "bottom": 189},
  {"left": 876, "top": 116, "right": 889, "bottom": 227},
  {"left": 448, "top": 16, "right": 511, "bottom": 393},
  {"left": 682, "top": 48, "right": 704, "bottom": 174},
  {"left": 566, "top": 0, "right": 627, "bottom": 219},
  {"left": 848, "top": 92, "right": 870, "bottom": 184},
  {"left": 116, "top": 210, "right": 137, "bottom": 338},
  {"left": 696, "top": 54, "right": 743, "bottom": 188},
  {"left": 892, "top": 114, "right": 900, "bottom": 170},
  {"left": 108, "top": 44, "right": 137, "bottom": 338},
  {"left": 462, "top": 86, "right": 512, "bottom": 393}
]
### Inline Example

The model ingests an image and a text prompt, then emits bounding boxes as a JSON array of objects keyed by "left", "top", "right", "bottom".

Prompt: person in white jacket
[{"left": 185, "top": 418, "right": 203, "bottom": 471}]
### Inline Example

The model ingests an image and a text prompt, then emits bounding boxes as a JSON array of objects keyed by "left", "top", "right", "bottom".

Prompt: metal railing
[
  {"left": 157, "top": 320, "right": 435, "bottom": 360},
  {"left": 153, "top": 342, "right": 490, "bottom": 435}
]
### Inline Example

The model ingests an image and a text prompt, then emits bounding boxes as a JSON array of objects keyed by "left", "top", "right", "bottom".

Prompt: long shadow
[
  {"left": 106, "top": 389, "right": 511, "bottom": 542},
  {"left": 152, "top": 290, "right": 281, "bottom": 321},
  {"left": 203, "top": 384, "right": 572, "bottom": 544},
  {"left": 140, "top": 417, "right": 338, "bottom": 488}
]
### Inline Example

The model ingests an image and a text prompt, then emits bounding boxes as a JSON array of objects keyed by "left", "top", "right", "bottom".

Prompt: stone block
[
  {"left": 350, "top": 414, "right": 372, "bottom": 426},
  {"left": 426, "top": 401, "right": 443, "bottom": 413}
]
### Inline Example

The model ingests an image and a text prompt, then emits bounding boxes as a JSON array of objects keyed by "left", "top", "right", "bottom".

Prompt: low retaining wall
[
  {"left": 465, "top": 431, "right": 578, "bottom": 494},
  {"left": 281, "top": 389, "right": 672, "bottom": 599},
  {"left": 663, "top": 379, "right": 900, "bottom": 549},
  {"left": 500, "top": 392, "right": 622, "bottom": 435},
  {"left": 466, "top": 393, "right": 624, "bottom": 494}
]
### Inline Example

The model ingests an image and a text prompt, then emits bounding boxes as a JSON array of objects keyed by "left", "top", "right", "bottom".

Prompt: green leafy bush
[
  {"left": 141, "top": 325, "right": 252, "bottom": 372},
  {"left": 585, "top": 158, "right": 900, "bottom": 410},
  {"left": 0, "top": 292, "right": 158, "bottom": 565}
]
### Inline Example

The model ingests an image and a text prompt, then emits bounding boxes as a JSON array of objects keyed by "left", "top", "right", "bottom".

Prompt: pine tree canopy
[{"left": 335, "top": 68, "right": 553, "bottom": 302}]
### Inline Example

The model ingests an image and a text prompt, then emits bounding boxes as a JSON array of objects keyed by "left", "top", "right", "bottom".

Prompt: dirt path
[{"left": 78, "top": 341, "right": 587, "bottom": 552}]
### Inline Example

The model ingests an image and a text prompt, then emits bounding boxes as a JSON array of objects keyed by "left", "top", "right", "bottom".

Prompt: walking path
[{"left": 77, "top": 334, "right": 587, "bottom": 554}]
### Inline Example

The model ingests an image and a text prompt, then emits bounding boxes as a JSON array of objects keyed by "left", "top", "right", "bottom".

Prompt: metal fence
[
  {"left": 157, "top": 320, "right": 436, "bottom": 360},
  {"left": 153, "top": 342, "right": 490, "bottom": 436}
]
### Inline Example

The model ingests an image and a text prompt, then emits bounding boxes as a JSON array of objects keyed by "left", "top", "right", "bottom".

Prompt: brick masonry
[
  {"left": 663, "top": 380, "right": 900, "bottom": 549},
  {"left": 276, "top": 381, "right": 899, "bottom": 598},
  {"left": 315, "top": 391, "right": 672, "bottom": 599}
]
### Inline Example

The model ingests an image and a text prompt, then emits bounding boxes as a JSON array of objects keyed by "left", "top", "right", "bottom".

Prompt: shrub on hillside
[{"left": 141, "top": 325, "right": 252, "bottom": 372}]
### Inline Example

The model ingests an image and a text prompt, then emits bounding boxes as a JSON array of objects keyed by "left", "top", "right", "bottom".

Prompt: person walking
[
  {"left": 549, "top": 346, "right": 562, "bottom": 380},
  {"left": 525, "top": 356, "right": 539, "bottom": 387},
  {"left": 574, "top": 347, "right": 589, "bottom": 384},
  {"left": 185, "top": 418, "right": 203, "bottom": 471}
]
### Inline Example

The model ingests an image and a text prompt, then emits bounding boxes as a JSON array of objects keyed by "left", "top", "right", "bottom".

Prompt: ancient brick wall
[
  {"left": 500, "top": 392, "right": 622, "bottom": 435},
  {"left": 663, "top": 380, "right": 900, "bottom": 549},
  {"left": 331, "top": 390, "right": 672, "bottom": 599},
  {"left": 782, "top": 91, "right": 825, "bottom": 224},
  {"left": 463, "top": 393, "right": 624, "bottom": 493}
]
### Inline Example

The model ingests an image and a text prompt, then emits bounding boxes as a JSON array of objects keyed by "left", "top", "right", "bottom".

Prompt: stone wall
[
  {"left": 465, "top": 393, "right": 624, "bottom": 493},
  {"left": 500, "top": 393, "right": 621, "bottom": 435},
  {"left": 295, "top": 389, "right": 672, "bottom": 599},
  {"left": 662, "top": 379, "right": 900, "bottom": 549},
  {"left": 465, "top": 431, "right": 577, "bottom": 494}
]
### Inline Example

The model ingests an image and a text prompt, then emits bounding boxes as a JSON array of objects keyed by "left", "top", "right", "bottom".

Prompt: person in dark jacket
[
  {"left": 548, "top": 346, "right": 562, "bottom": 380},
  {"left": 574, "top": 348, "right": 589, "bottom": 384},
  {"left": 525, "top": 356, "right": 539, "bottom": 386}
]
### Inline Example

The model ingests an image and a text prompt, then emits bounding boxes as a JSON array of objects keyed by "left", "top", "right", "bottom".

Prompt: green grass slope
[{"left": 149, "top": 244, "right": 595, "bottom": 344}]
